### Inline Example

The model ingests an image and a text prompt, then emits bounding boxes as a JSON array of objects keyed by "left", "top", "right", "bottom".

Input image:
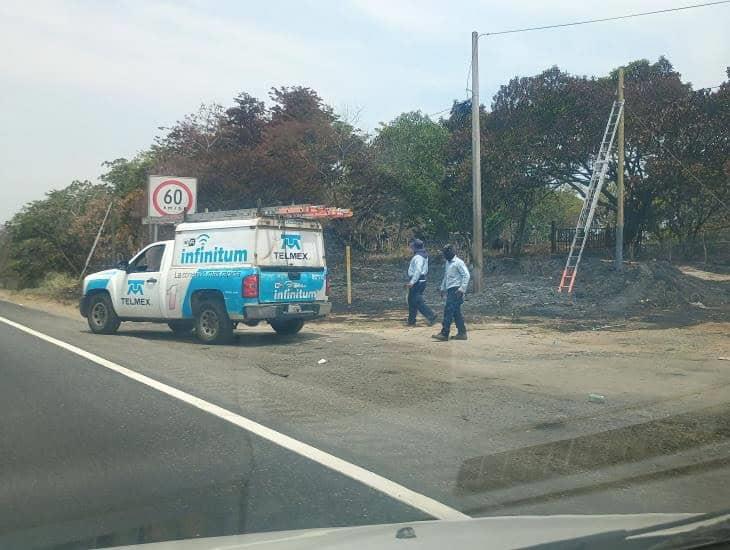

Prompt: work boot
[
  {"left": 452, "top": 332, "right": 468, "bottom": 341},
  {"left": 431, "top": 333, "right": 449, "bottom": 342}
]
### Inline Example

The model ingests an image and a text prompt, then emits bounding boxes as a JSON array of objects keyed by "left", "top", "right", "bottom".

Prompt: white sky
[{"left": 1, "top": 0, "right": 728, "bottom": 223}]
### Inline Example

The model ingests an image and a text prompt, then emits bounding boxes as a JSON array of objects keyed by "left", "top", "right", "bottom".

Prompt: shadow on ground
[{"left": 97, "top": 328, "right": 323, "bottom": 347}]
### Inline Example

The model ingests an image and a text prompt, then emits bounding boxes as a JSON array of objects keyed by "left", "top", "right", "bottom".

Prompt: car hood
[{"left": 111, "top": 513, "right": 698, "bottom": 550}]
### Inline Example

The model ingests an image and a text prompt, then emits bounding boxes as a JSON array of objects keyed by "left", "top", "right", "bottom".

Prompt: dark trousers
[
  {"left": 441, "top": 287, "right": 466, "bottom": 336},
  {"left": 408, "top": 281, "right": 435, "bottom": 324}
]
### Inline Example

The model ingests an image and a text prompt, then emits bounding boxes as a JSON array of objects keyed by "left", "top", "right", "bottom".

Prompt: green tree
[
  {"left": 5, "top": 181, "right": 111, "bottom": 285},
  {"left": 371, "top": 111, "right": 450, "bottom": 238},
  {"left": 100, "top": 152, "right": 156, "bottom": 196}
]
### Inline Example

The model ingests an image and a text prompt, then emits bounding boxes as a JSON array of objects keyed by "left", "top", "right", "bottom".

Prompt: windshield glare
[{"left": 0, "top": 2, "right": 728, "bottom": 549}]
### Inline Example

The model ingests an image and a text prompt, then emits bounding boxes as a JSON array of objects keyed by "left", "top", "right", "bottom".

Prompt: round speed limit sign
[{"left": 149, "top": 176, "right": 197, "bottom": 217}]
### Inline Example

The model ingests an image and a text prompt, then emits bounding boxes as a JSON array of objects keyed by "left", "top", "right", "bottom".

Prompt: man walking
[
  {"left": 432, "top": 244, "right": 470, "bottom": 341},
  {"left": 406, "top": 239, "right": 437, "bottom": 326}
]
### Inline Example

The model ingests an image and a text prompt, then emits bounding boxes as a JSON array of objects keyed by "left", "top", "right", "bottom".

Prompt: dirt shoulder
[
  {"left": 327, "top": 256, "right": 730, "bottom": 328},
  {"left": 0, "top": 289, "right": 79, "bottom": 319},
  {"left": 5, "top": 287, "right": 726, "bottom": 407}
]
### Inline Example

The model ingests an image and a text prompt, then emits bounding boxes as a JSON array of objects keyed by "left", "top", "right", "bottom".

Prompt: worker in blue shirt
[
  {"left": 405, "top": 239, "right": 437, "bottom": 326},
  {"left": 433, "top": 244, "right": 471, "bottom": 341}
]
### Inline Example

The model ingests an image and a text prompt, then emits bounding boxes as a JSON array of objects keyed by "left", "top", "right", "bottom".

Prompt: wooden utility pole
[
  {"left": 615, "top": 67, "right": 625, "bottom": 270},
  {"left": 471, "top": 31, "right": 483, "bottom": 292},
  {"left": 345, "top": 245, "right": 352, "bottom": 305}
]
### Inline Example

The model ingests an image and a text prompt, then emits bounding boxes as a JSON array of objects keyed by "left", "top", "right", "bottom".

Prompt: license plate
[{"left": 287, "top": 304, "right": 302, "bottom": 313}]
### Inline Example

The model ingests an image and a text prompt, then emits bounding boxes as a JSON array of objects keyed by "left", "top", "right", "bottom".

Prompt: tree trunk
[{"left": 511, "top": 203, "right": 530, "bottom": 258}]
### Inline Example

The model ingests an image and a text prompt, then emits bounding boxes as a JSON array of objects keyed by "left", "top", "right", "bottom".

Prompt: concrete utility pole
[
  {"left": 615, "top": 67, "right": 625, "bottom": 270},
  {"left": 471, "top": 31, "right": 484, "bottom": 292}
]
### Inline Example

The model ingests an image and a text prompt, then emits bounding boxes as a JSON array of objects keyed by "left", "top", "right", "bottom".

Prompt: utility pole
[
  {"left": 471, "top": 31, "right": 483, "bottom": 292},
  {"left": 615, "top": 67, "right": 625, "bottom": 270}
]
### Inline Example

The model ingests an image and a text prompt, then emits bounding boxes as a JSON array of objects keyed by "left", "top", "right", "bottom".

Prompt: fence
[{"left": 550, "top": 223, "right": 615, "bottom": 254}]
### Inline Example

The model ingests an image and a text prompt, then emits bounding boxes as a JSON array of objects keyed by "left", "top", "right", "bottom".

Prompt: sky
[{"left": 0, "top": 0, "right": 728, "bottom": 223}]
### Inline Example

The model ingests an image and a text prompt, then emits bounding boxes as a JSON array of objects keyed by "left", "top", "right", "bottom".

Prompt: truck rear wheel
[
  {"left": 195, "top": 300, "right": 233, "bottom": 344},
  {"left": 168, "top": 320, "right": 194, "bottom": 335},
  {"left": 87, "top": 293, "right": 121, "bottom": 335},
  {"left": 270, "top": 319, "right": 304, "bottom": 335}
]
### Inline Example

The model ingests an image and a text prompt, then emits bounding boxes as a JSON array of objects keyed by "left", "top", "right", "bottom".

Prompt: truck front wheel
[
  {"left": 195, "top": 300, "right": 233, "bottom": 344},
  {"left": 269, "top": 319, "right": 304, "bottom": 335},
  {"left": 87, "top": 294, "right": 121, "bottom": 335}
]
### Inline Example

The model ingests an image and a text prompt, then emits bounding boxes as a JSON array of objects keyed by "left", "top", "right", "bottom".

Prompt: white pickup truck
[{"left": 80, "top": 216, "right": 331, "bottom": 343}]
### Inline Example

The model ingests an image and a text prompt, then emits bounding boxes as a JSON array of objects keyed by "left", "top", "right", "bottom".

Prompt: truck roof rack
[{"left": 145, "top": 204, "right": 353, "bottom": 225}]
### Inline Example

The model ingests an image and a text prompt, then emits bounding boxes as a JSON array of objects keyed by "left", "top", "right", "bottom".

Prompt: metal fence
[{"left": 550, "top": 224, "right": 615, "bottom": 254}]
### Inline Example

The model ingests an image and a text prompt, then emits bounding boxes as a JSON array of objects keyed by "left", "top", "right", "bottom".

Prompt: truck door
[{"left": 115, "top": 243, "right": 165, "bottom": 319}]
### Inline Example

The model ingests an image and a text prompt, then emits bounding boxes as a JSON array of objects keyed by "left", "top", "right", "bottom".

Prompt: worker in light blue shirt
[
  {"left": 405, "top": 239, "right": 437, "bottom": 326},
  {"left": 433, "top": 244, "right": 470, "bottom": 341}
]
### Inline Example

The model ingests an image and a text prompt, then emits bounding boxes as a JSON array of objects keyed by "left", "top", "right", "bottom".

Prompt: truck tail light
[
  {"left": 326, "top": 274, "right": 331, "bottom": 296},
  {"left": 242, "top": 274, "right": 258, "bottom": 298}
]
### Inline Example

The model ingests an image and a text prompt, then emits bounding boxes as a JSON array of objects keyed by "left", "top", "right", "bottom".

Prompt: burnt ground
[{"left": 327, "top": 254, "right": 730, "bottom": 328}]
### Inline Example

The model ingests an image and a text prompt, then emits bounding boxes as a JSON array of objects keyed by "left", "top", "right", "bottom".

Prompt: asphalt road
[
  {"left": 0, "top": 312, "right": 427, "bottom": 549},
  {"left": 1, "top": 299, "right": 729, "bottom": 549}
]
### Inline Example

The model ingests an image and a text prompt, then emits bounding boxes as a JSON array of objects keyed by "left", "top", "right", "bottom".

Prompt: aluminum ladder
[{"left": 558, "top": 99, "right": 624, "bottom": 293}]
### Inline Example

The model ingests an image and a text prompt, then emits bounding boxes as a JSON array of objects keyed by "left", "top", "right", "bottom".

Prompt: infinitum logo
[
  {"left": 275, "top": 234, "right": 308, "bottom": 261},
  {"left": 273, "top": 280, "right": 316, "bottom": 301},
  {"left": 179, "top": 234, "right": 248, "bottom": 264}
]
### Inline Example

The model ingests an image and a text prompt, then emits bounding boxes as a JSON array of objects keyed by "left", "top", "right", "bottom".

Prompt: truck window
[{"left": 129, "top": 244, "right": 165, "bottom": 273}]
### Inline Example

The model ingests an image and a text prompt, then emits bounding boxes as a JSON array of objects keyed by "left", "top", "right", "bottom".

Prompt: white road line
[{"left": 0, "top": 315, "right": 469, "bottom": 521}]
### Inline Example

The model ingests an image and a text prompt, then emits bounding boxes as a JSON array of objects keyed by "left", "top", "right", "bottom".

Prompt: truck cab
[{"left": 80, "top": 216, "right": 331, "bottom": 343}]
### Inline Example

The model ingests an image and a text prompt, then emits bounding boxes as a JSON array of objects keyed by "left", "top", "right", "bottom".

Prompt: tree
[
  {"left": 222, "top": 92, "right": 267, "bottom": 149},
  {"left": 647, "top": 80, "right": 730, "bottom": 252},
  {"left": 5, "top": 181, "right": 111, "bottom": 285},
  {"left": 485, "top": 67, "right": 613, "bottom": 253},
  {"left": 370, "top": 112, "right": 450, "bottom": 238},
  {"left": 100, "top": 153, "right": 156, "bottom": 196}
]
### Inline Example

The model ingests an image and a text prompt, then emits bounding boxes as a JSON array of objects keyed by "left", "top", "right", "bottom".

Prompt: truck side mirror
[{"left": 117, "top": 260, "right": 129, "bottom": 271}]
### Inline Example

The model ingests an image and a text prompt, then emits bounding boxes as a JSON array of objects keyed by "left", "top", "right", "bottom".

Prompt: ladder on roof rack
[
  {"left": 558, "top": 99, "right": 624, "bottom": 294},
  {"left": 182, "top": 204, "right": 353, "bottom": 223}
]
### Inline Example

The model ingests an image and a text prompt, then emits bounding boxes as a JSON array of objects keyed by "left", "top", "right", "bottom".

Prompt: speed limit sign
[{"left": 148, "top": 176, "right": 197, "bottom": 218}]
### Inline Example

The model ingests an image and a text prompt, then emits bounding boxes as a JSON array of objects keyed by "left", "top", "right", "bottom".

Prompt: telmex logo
[
  {"left": 127, "top": 280, "right": 145, "bottom": 295},
  {"left": 281, "top": 234, "right": 302, "bottom": 250}
]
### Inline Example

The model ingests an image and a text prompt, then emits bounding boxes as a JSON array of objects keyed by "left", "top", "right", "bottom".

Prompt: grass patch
[{"left": 21, "top": 272, "right": 80, "bottom": 303}]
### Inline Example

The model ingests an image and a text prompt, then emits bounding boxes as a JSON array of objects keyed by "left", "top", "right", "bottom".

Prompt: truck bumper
[
  {"left": 79, "top": 296, "right": 90, "bottom": 317},
  {"left": 244, "top": 301, "right": 332, "bottom": 321}
]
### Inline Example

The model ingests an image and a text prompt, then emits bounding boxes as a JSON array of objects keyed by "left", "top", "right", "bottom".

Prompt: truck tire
[
  {"left": 168, "top": 320, "right": 194, "bottom": 335},
  {"left": 270, "top": 319, "right": 304, "bottom": 335},
  {"left": 87, "top": 293, "right": 121, "bottom": 335},
  {"left": 194, "top": 300, "right": 233, "bottom": 344}
]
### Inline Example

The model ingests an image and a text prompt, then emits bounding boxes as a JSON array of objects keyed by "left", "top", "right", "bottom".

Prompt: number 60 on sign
[{"left": 148, "top": 176, "right": 197, "bottom": 218}]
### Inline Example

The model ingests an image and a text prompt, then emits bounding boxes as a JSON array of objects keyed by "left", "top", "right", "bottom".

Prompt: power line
[
  {"left": 427, "top": 107, "right": 452, "bottom": 118},
  {"left": 465, "top": 59, "right": 472, "bottom": 97},
  {"left": 479, "top": 1, "right": 730, "bottom": 37},
  {"left": 631, "top": 111, "right": 730, "bottom": 213}
]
